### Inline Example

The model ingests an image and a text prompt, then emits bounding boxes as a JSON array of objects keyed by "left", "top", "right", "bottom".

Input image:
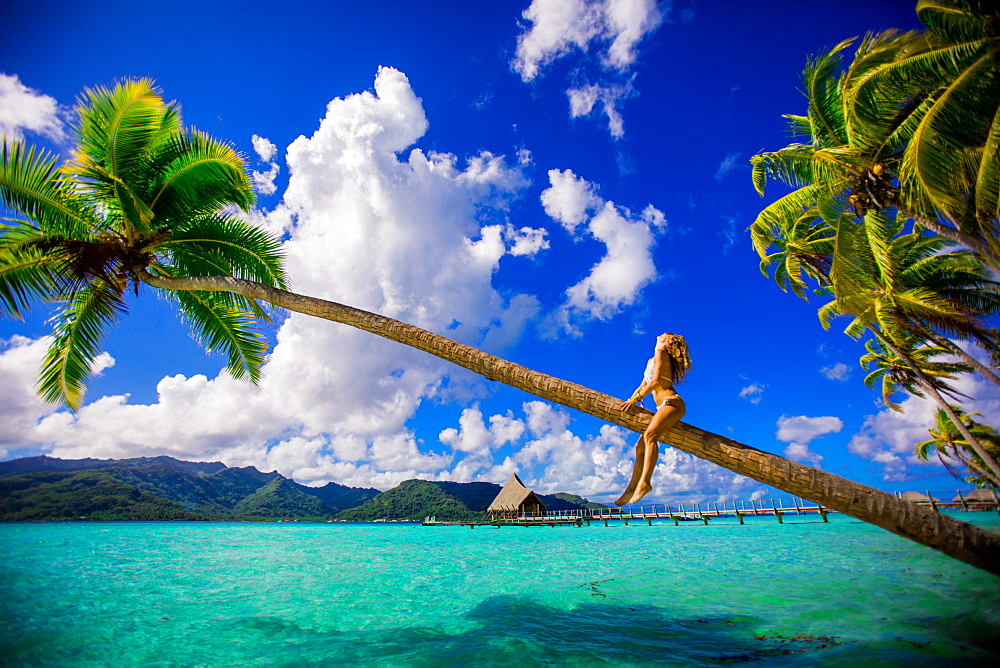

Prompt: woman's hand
[{"left": 619, "top": 396, "right": 639, "bottom": 412}]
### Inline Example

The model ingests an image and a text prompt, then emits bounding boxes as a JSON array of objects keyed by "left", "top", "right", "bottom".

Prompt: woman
[{"left": 616, "top": 332, "right": 691, "bottom": 506}]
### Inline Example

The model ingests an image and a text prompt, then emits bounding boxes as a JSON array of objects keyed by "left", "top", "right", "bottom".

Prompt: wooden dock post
[
  {"left": 927, "top": 490, "right": 939, "bottom": 513},
  {"left": 956, "top": 490, "right": 968, "bottom": 511},
  {"left": 672, "top": 515, "right": 679, "bottom": 525},
  {"left": 819, "top": 506, "right": 828, "bottom": 522},
  {"left": 736, "top": 512, "right": 744, "bottom": 525}
]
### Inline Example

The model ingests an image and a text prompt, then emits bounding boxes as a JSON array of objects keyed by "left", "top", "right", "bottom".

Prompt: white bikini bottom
[{"left": 657, "top": 395, "right": 680, "bottom": 410}]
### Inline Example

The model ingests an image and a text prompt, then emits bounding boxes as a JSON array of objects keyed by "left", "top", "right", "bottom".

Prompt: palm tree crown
[{"left": 0, "top": 79, "right": 286, "bottom": 409}]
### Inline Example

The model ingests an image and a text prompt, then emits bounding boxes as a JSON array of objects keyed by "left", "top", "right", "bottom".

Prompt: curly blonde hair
[{"left": 664, "top": 333, "right": 692, "bottom": 385}]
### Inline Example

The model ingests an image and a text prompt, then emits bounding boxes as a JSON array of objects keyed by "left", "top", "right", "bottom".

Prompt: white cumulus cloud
[
  {"left": 739, "top": 383, "right": 765, "bottom": 404},
  {"left": 251, "top": 134, "right": 278, "bottom": 162},
  {"left": 566, "top": 80, "right": 634, "bottom": 138},
  {"left": 540, "top": 168, "right": 664, "bottom": 333},
  {"left": 0, "top": 73, "right": 66, "bottom": 143},
  {"left": 775, "top": 415, "right": 843, "bottom": 444},
  {"left": 513, "top": 0, "right": 663, "bottom": 81},
  {"left": 775, "top": 415, "right": 843, "bottom": 469},
  {"left": 512, "top": 0, "right": 663, "bottom": 138},
  {"left": 250, "top": 134, "right": 281, "bottom": 196},
  {"left": 0, "top": 68, "right": 551, "bottom": 490},
  {"left": 821, "top": 362, "right": 851, "bottom": 382}
]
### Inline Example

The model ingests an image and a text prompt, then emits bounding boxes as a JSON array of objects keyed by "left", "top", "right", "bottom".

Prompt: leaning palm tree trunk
[
  {"left": 873, "top": 329, "right": 1000, "bottom": 485},
  {"left": 137, "top": 270, "right": 1000, "bottom": 576},
  {"left": 919, "top": 327, "right": 1000, "bottom": 389},
  {"left": 913, "top": 214, "right": 999, "bottom": 268}
]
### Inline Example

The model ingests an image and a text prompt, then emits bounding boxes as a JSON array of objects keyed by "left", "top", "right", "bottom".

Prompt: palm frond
[
  {"left": 149, "top": 130, "right": 255, "bottom": 220},
  {"left": 0, "top": 141, "right": 91, "bottom": 238},
  {"left": 903, "top": 47, "right": 1000, "bottom": 221},
  {"left": 973, "top": 100, "right": 1000, "bottom": 224},
  {"left": 69, "top": 79, "right": 171, "bottom": 185},
  {"left": 750, "top": 184, "right": 825, "bottom": 256},
  {"left": 171, "top": 289, "right": 268, "bottom": 384},
  {"left": 783, "top": 114, "right": 813, "bottom": 139},
  {"left": 39, "top": 281, "right": 127, "bottom": 409},
  {"left": 0, "top": 244, "right": 68, "bottom": 319},
  {"left": 159, "top": 214, "right": 286, "bottom": 288},
  {"left": 917, "top": 0, "right": 997, "bottom": 42},
  {"left": 802, "top": 38, "right": 854, "bottom": 147}
]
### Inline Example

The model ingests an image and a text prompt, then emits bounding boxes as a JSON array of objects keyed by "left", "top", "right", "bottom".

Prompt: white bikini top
[{"left": 643, "top": 358, "right": 655, "bottom": 384}]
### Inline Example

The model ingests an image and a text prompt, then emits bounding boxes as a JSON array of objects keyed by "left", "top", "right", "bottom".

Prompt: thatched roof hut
[
  {"left": 953, "top": 489, "right": 998, "bottom": 503},
  {"left": 486, "top": 473, "right": 547, "bottom": 520},
  {"left": 901, "top": 492, "right": 939, "bottom": 502}
]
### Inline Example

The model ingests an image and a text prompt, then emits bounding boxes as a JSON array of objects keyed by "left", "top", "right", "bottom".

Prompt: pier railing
[
  {"left": 482, "top": 490, "right": 998, "bottom": 526},
  {"left": 894, "top": 489, "right": 1000, "bottom": 513},
  {"left": 423, "top": 490, "right": 999, "bottom": 527},
  {"left": 511, "top": 497, "right": 830, "bottom": 525}
]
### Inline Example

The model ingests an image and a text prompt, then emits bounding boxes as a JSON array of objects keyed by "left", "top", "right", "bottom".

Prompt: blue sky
[{"left": 3, "top": 0, "right": 988, "bottom": 504}]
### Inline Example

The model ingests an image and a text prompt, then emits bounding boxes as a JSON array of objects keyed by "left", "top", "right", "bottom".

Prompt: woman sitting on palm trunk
[{"left": 616, "top": 333, "right": 691, "bottom": 505}]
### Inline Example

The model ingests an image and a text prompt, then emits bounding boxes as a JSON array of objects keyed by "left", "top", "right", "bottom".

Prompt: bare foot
[
  {"left": 614, "top": 488, "right": 635, "bottom": 507},
  {"left": 628, "top": 482, "right": 652, "bottom": 505}
]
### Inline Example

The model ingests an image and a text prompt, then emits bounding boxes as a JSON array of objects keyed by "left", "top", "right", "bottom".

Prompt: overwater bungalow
[{"left": 486, "top": 473, "right": 547, "bottom": 521}]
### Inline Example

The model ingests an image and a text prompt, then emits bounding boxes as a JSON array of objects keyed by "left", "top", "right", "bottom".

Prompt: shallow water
[{"left": 1, "top": 512, "right": 998, "bottom": 666}]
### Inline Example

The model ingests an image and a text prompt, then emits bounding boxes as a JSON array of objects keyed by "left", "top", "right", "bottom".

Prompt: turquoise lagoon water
[{"left": 1, "top": 512, "right": 998, "bottom": 666}]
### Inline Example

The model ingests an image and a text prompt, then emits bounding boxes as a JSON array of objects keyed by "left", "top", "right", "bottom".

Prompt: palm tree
[
  {"left": 860, "top": 336, "right": 970, "bottom": 412},
  {"left": 750, "top": 31, "right": 915, "bottom": 250},
  {"left": 848, "top": 0, "right": 1000, "bottom": 259},
  {"left": 751, "top": 24, "right": 1000, "bottom": 475},
  {"left": 755, "top": 1, "right": 1000, "bottom": 264},
  {"left": 818, "top": 209, "right": 1000, "bottom": 482},
  {"left": 0, "top": 82, "right": 284, "bottom": 409},
  {"left": 3, "top": 80, "right": 1000, "bottom": 575},
  {"left": 916, "top": 407, "right": 1000, "bottom": 488}
]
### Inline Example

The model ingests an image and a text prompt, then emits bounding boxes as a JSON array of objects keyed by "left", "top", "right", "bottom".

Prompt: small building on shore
[
  {"left": 486, "top": 473, "right": 547, "bottom": 520},
  {"left": 901, "top": 492, "right": 939, "bottom": 502},
  {"left": 953, "top": 489, "right": 998, "bottom": 503}
]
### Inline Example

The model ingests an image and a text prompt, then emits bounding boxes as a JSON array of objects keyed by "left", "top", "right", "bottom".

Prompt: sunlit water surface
[{"left": 1, "top": 512, "right": 998, "bottom": 665}]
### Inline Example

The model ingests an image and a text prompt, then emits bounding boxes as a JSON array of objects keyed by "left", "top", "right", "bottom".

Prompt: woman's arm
[{"left": 619, "top": 349, "right": 672, "bottom": 411}]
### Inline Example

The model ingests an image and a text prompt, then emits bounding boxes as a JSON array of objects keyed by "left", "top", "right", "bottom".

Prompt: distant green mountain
[
  {"left": 0, "top": 455, "right": 379, "bottom": 521},
  {"left": 0, "top": 455, "right": 606, "bottom": 522},
  {"left": 0, "top": 470, "right": 201, "bottom": 521}
]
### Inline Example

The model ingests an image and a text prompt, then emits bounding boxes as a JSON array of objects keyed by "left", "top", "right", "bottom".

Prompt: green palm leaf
[
  {"left": 160, "top": 214, "right": 285, "bottom": 287},
  {"left": 148, "top": 130, "right": 255, "bottom": 220},
  {"left": 170, "top": 289, "right": 268, "bottom": 383},
  {"left": 39, "top": 281, "right": 127, "bottom": 409},
  {"left": 0, "top": 142, "right": 91, "bottom": 238},
  {"left": 0, "top": 243, "right": 66, "bottom": 319}
]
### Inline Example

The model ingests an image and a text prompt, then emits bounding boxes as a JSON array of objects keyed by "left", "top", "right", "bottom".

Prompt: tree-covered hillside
[
  {"left": 0, "top": 456, "right": 378, "bottom": 521},
  {"left": 0, "top": 470, "right": 202, "bottom": 521},
  {"left": 337, "top": 479, "right": 606, "bottom": 521}
]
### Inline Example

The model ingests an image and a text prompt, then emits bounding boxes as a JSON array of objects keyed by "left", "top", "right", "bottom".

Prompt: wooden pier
[
  {"left": 423, "top": 496, "right": 835, "bottom": 528},
  {"left": 422, "top": 489, "right": 999, "bottom": 528}
]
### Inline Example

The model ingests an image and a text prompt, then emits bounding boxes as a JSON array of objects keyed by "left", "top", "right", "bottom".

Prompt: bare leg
[
  {"left": 628, "top": 399, "right": 686, "bottom": 504},
  {"left": 615, "top": 436, "right": 646, "bottom": 506}
]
